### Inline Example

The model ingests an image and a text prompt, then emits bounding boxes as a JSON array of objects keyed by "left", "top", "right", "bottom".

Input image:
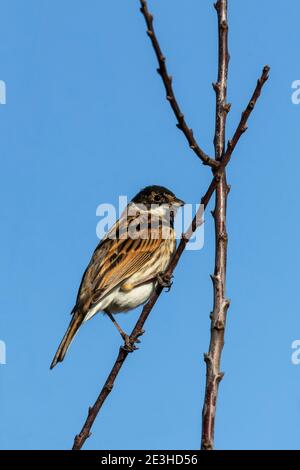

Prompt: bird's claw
[
  {"left": 121, "top": 329, "right": 145, "bottom": 352},
  {"left": 121, "top": 335, "right": 137, "bottom": 352},
  {"left": 156, "top": 272, "right": 174, "bottom": 292}
]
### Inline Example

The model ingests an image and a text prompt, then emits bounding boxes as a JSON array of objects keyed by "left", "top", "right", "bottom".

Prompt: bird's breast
[{"left": 100, "top": 282, "right": 155, "bottom": 314}]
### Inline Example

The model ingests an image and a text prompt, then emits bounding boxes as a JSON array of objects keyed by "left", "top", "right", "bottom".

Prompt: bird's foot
[
  {"left": 121, "top": 329, "right": 145, "bottom": 352},
  {"left": 122, "top": 334, "right": 136, "bottom": 352},
  {"left": 156, "top": 272, "right": 174, "bottom": 292}
]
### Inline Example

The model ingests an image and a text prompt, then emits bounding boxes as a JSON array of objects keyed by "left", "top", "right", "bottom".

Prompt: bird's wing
[{"left": 72, "top": 212, "right": 168, "bottom": 315}]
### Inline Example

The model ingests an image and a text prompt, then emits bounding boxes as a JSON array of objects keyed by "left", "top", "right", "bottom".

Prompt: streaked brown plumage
[{"left": 50, "top": 186, "right": 184, "bottom": 369}]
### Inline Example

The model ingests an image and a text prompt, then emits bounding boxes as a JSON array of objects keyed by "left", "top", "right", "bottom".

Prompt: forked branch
[{"left": 71, "top": 0, "right": 269, "bottom": 450}]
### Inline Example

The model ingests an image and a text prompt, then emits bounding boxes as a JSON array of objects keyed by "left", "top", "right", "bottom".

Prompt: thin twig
[
  {"left": 71, "top": 1, "right": 270, "bottom": 451},
  {"left": 139, "top": 0, "right": 218, "bottom": 169},
  {"left": 201, "top": 0, "right": 230, "bottom": 451},
  {"left": 223, "top": 65, "right": 270, "bottom": 163}
]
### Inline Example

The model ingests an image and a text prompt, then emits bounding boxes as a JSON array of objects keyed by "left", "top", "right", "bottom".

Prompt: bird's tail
[{"left": 50, "top": 311, "right": 83, "bottom": 369}]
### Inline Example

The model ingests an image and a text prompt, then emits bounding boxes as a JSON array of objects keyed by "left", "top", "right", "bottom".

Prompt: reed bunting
[{"left": 50, "top": 185, "right": 184, "bottom": 369}]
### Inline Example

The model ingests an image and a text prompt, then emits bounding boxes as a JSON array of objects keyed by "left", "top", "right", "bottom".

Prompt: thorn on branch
[
  {"left": 212, "top": 82, "right": 220, "bottom": 92},
  {"left": 137, "top": 329, "right": 145, "bottom": 337},
  {"left": 204, "top": 353, "right": 212, "bottom": 365},
  {"left": 223, "top": 103, "right": 231, "bottom": 114},
  {"left": 217, "top": 372, "right": 225, "bottom": 383}
]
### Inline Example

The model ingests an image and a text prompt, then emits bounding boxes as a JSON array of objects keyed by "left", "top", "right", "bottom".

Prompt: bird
[{"left": 50, "top": 185, "right": 184, "bottom": 369}]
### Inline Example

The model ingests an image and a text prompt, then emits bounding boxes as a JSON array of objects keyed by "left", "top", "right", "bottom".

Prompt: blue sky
[{"left": 0, "top": 0, "right": 300, "bottom": 450}]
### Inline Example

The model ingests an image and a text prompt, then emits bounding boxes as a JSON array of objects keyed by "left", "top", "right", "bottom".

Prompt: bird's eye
[{"left": 154, "top": 195, "right": 161, "bottom": 202}]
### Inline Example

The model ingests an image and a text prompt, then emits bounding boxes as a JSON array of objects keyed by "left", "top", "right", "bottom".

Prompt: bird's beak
[{"left": 173, "top": 198, "right": 185, "bottom": 207}]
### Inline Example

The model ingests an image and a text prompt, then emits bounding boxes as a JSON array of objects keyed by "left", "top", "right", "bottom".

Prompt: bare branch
[
  {"left": 71, "top": 1, "right": 270, "bottom": 451},
  {"left": 213, "top": 0, "right": 230, "bottom": 161},
  {"left": 139, "top": 0, "right": 219, "bottom": 169},
  {"left": 223, "top": 65, "right": 270, "bottom": 164},
  {"left": 201, "top": 4, "right": 270, "bottom": 451},
  {"left": 201, "top": 0, "right": 230, "bottom": 451}
]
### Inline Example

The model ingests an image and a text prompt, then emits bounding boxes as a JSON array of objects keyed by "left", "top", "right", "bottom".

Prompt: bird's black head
[{"left": 132, "top": 185, "right": 184, "bottom": 208}]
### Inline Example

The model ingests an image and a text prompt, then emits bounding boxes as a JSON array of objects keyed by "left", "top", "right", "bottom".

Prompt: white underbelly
[{"left": 84, "top": 282, "right": 155, "bottom": 321}]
